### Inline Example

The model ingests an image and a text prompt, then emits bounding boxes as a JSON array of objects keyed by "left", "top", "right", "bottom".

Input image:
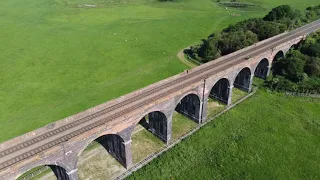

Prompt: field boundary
[
  {"left": 285, "top": 91, "right": 320, "bottom": 98},
  {"left": 115, "top": 88, "right": 258, "bottom": 180}
]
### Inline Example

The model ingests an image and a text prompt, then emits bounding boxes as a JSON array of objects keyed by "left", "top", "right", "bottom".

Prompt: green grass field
[
  {"left": 127, "top": 89, "right": 320, "bottom": 179},
  {"left": 1, "top": 0, "right": 319, "bottom": 142}
]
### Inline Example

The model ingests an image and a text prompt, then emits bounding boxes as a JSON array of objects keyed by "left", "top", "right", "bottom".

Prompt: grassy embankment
[{"left": 1, "top": 0, "right": 319, "bottom": 142}]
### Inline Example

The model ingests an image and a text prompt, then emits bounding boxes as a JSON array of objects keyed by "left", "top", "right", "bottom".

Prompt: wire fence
[
  {"left": 116, "top": 88, "right": 258, "bottom": 180},
  {"left": 285, "top": 91, "right": 320, "bottom": 98}
]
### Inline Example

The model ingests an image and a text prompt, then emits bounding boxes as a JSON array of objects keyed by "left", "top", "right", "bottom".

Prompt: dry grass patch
[
  {"left": 206, "top": 99, "right": 226, "bottom": 118},
  {"left": 77, "top": 145, "right": 126, "bottom": 180},
  {"left": 232, "top": 88, "right": 248, "bottom": 103},
  {"left": 131, "top": 125, "right": 165, "bottom": 163},
  {"left": 171, "top": 112, "right": 198, "bottom": 140}
]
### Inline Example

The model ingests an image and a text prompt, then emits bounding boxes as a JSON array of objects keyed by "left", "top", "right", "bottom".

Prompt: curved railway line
[{"left": 1, "top": 19, "right": 320, "bottom": 171}]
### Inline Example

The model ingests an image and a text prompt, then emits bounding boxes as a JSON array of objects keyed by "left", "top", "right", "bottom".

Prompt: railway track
[{"left": 0, "top": 19, "right": 319, "bottom": 171}]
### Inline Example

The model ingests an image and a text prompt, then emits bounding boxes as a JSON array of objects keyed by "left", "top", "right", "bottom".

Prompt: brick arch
[
  {"left": 233, "top": 67, "right": 252, "bottom": 92},
  {"left": 206, "top": 78, "right": 231, "bottom": 104},
  {"left": 252, "top": 57, "right": 270, "bottom": 72},
  {"left": 174, "top": 91, "right": 202, "bottom": 107},
  {"left": 132, "top": 109, "right": 170, "bottom": 128},
  {"left": 206, "top": 77, "right": 232, "bottom": 95},
  {"left": 292, "top": 41, "right": 302, "bottom": 50},
  {"left": 270, "top": 50, "right": 285, "bottom": 70},
  {"left": 76, "top": 133, "right": 125, "bottom": 160},
  {"left": 271, "top": 50, "right": 285, "bottom": 62},
  {"left": 283, "top": 40, "right": 303, "bottom": 54},
  {"left": 76, "top": 133, "right": 128, "bottom": 169},
  {"left": 174, "top": 92, "right": 201, "bottom": 123},
  {"left": 233, "top": 66, "right": 254, "bottom": 81},
  {"left": 253, "top": 58, "right": 270, "bottom": 79},
  {"left": 132, "top": 110, "right": 170, "bottom": 142}
]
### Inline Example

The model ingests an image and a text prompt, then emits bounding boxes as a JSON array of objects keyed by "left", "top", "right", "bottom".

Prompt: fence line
[
  {"left": 116, "top": 88, "right": 257, "bottom": 180},
  {"left": 285, "top": 91, "right": 320, "bottom": 98}
]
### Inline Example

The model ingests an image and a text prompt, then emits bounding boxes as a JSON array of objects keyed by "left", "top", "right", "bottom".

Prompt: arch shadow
[
  {"left": 271, "top": 51, "right": 285, "bottom": 76},
  {"left": 254, "top": 58, "right": 269, "bottom": 79},
  {"left": 94, "top": 134, "right": 126, "bottom": 167},
  {"left": 77, "top": 133, "right": 127, "bottom": 170},
  {"left": 175, "top": 94, "right": 201, "bottom": 123},
  {"left": 234, "top": 67, "right": 252, "bottom": 92},
  {"left": 209, "top": 78, "right": 230, "bottom": 104},
  {"left": 138, "top": 111, "right": 168, "bottom": 142},
  {"left": 273, "top": 51, "right": 285, "bottom": 61}
]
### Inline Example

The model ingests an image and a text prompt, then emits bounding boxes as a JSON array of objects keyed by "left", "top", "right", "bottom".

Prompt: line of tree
[
  {"left": 265, "top": 31, "right": 320, "bottom": 93},
  {"left": 188, "top": 5, "right": 320, "bottom": 63}
]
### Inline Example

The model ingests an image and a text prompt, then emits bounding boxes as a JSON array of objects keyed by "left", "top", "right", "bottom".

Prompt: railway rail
[{"left": 1, "top": 19, "right": 320, "bottom": 171}]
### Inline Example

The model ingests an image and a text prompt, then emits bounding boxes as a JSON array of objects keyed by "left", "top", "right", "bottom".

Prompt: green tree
[
  {"left": 285, "top": 56, "right": 306, "bottom": 82},
  {"left": 305, "top": 5, "right": 320, "bottom": 21},
  {"left": 223, "top": 18, "right": 264, "bottom": 33},
  {"left": 254, "top": 22, "right": 283, "bottom": 40},
  {"left": 223, "top": 18, "right": 287, "bottom": 40},
  {"left": 218, "top": 30, "right": 258, "bottom": 55},
  {"left": 304, "top": 57, "right": 320, "bottom": 77},
  {"left": 265, "top": 75, "right": 298, "bottom": 92},
  {"left": 263, "top": 5, "right": 301, "bottom": 21},
  {"left": 189, "top": 34, "right": 221, "bottom": 63},
  {"left": 272, "top": 50, "right": 307, "bottom": 82},
  {"left": 199, "top": 37, "right": 221, "bottom": 62},
  {"left": 300, "top": 42, "right": 320, "bottom": 57}
]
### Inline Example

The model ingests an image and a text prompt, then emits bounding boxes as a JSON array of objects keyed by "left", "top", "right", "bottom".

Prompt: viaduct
[{"left": 0, "top": 20, "right": 320, "bottom": 180}]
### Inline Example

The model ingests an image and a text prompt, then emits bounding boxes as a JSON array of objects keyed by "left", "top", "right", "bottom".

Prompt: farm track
[{"left": 0, "top": 19, "right": 320, "bottom": 171}]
